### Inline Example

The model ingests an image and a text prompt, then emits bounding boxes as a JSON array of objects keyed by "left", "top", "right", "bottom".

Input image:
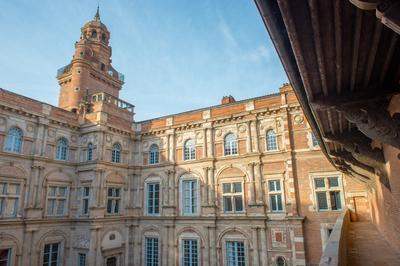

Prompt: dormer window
[{"left": 91, "top": 30, "right": 97, "bottom": 39}]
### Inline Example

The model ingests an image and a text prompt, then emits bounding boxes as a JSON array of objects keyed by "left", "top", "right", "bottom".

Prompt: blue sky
[{"left": 0, "top": 0, "right": 287, "bottom": 121}]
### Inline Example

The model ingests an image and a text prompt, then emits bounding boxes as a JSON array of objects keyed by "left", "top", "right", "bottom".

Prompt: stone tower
[{"left": 57, "top": 6, "right": 125, "bottom": 112}]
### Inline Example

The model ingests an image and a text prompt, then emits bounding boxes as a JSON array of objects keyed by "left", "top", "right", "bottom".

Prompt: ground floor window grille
[
  {"left": 43, "top": 243, "right": 60, "bottom": 266},
  {"left": 226, "top": 241, "right": 245, "bottom": 266},
  {"left": 182, "top": 239, "right": 198, "bottom": 266},
  {"left": 145, "top": 237, "right": 159, "bottom": 266}
]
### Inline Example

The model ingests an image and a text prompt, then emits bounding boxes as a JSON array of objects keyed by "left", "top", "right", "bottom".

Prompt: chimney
[{"left": 221, "top": 95, "right": 236, "bottom": 104}]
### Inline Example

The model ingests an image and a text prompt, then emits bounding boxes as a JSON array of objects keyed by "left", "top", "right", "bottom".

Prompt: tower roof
[{"left": 94, "top": 5, "right": 100, "bottom": 21}]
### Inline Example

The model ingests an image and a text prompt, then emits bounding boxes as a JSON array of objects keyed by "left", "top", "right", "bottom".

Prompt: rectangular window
[
  {"left": 43, "top": 243, "right": 59, "bottom": 266},
  {"left": 147, "top": 183, "right": 160, "bottom": 215},
  {"left": 0, "top": 182, "right": 20, "bottom": 218},
  {"left": 145, "top": 237, "right": 159, "bottom": 266},
  {"left": 78, "top": 253, "right": 86, "bottom": 266},
  {"left": 268, "top": 180, "right": 283, "bottom": 212},
  {"left": 222, "top": 182, "right": 243, "bottom": 213},
  {"left": 182, "top": 239, "right": 198, "bottom": 266},
  {"left": 106, "top": 187, "right": 121, "bottom": 215},
  {"left": 0, "top": 248, "right": 11, "bottom": 266},
  {"left": 81, "top": 187, "right": 90, "bottom": 215},
  {"left": 182, "top": 180, "right": 197, "bottom": 215},
  {"left": 314, "top": 177, "right": 343, "bottom": 211},
  {"left": 47, "top": 186, "right": 68, "bottom": 216},
  {"left": 226, "top": 241, "right": 245, "bottom": 266},
  {"left": 311, "top": 132, "right": 319, "bottom": 147}
]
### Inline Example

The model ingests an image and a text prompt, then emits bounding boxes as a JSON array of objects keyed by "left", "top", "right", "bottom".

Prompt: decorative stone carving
[
  {"left": 143, "top": 141, "right": 148, "bottom": 148},
  {"left": 71, "top": 135, "right": 78, "bottom": 143},
  {"left": 106, "top": 134, "right": 112, "bottom": 143},
  {"left": 196, "top": 132, "right": 203, "bottom": 140},
  {"left": 0, "top": 116, "right": 5, "bottom": 126},
  {"left": 26, "top": 124, "right": 35, "bottom": 133},
  {"left": 74, "top": 233, "right": 90, "bottom": 249},
  {"left": 293, "top": 115, "right": 304, "bottom": 124},
  {"left": 177, "top": 135, "right": 183, "bottom": 143},
  {"left": 239, "top": 125, "right": 246, "bottom": 133},
  {"left": 215, "top": 129, "right": 222, "bottom": 137},
  {"left": 271, "top": 228, "right": 287, "bottom": 248},
  {"left": 48, "top": 129, "right": 56, "bottom": 137}
]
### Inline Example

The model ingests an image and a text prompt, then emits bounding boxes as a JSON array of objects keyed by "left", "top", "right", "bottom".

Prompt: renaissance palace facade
[{"left": 0, "top": 10, "right": 369, "bottom": 266}]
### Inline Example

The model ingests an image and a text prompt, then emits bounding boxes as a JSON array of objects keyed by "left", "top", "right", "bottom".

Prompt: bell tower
[{"left": 57, "top": 6, "right": 125, "bottom": 112}]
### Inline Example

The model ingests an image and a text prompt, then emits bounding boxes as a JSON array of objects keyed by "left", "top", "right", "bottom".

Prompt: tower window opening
[
  {"left": 101, "top": 33, "right": 106, "bottom": 43},
  {"left": 101, "top": 63, "right": 105, "bottom": 71},
  {"left": 91, "top": 30, "right": 97, "bottom": 39}
]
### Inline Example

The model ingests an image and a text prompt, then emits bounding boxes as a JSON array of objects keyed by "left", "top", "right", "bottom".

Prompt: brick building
[{"left": 0, "top": 9, "right": 368, "bottom": 266}]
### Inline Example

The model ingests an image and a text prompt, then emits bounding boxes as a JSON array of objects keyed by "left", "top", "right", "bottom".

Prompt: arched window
[
  {"left": 87, "top": 143, "right": 93, "bottom": 161},
  {"left": 184, "top": 139, "right": 196, "bottom": 160},
  {"left": 149, "top": 144, "right": 159, "bottom": 165},
  {"left": 4, "top": 127, "right": 23, "bottom": 153},
  {"left": 224, "top": 133, "right": 238, "bottom": 156},
  {"left": 91, "top": 30, "right": 97, "bottom": 39},
  {"left": 276, "top": 256, "right": 286, "bottom": 266},
  {"left": 56, "top": 138, "right": 69, "bottom": 160},
  {"left": 101, "top": 33, "right": 107, "bottom": 43},
  {"left": 111, "top": 143, "right": 121, "bottom": 163},
  {"left": 266, "top": 130, "right": 278, "bottom": 151}
]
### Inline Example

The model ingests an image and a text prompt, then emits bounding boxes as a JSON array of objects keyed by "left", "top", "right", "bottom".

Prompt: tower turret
[{"left": 57, "top": 6, "right": 125, "bottom": 112}]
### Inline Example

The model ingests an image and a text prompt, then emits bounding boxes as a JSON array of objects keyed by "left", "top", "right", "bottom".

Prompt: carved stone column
[
  {"left": 208, "top": 167, "right": 215, "bottom": 206},
  {"left": 255, "top": 163, "right": 264, "bottom": 204},
  {"left": 248, "top": 163, "right": 256, "bottom": 206},
  {"left": 202, "top": 167, "right": 209, "bottom": 206},
  {"left": 260, "top": 226, "right": 268, "bottom": 265},
  {"left": 208, "top": 226, "right": 217, "bottom": 266},
  {"left": 251, "top": 120, "right": 260, "bottom": 152},
  {"left": 251, "top": 227, "right": 260, "bottom": 266},
  {"left": 168, "top": 132, "right": 176, "bottom": 163},
  {"left": 33, "top": 166, "right": 44, "bottom": 208},
  {"left": 246, "top": 121, "right": 252, "bottom": 153},
  {"left": 203, "top": 128, "right": 207, "bottom": 158}
]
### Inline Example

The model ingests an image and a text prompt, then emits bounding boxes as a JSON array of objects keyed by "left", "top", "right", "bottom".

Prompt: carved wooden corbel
[
  {"left": 326, "top": 133, "right": 391, "bottom": 190},
  {"left": 350, "top": 0, "right": 400, "bottom": 34},
  {"left": 339, "top": 103, "right": 400, "bottom": 149}
]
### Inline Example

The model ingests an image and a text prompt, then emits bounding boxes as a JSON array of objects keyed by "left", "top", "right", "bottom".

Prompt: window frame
[
  {"left": 106, "top": 186, "right": 122, "bottom": 215},
  {"left": 310, "top": 132, "right": 320, "bottom": 148},
  {"left": 224, "top": 133, "right": 238, "bottom": 156},
  {"left": 180, "top": 236, "right": 200, "bottom": 266},
  {"left": 144, "top": 236, "right": 160, "bottom": 266},
  {"left": 149, "top": 144, "right": 160, "bottom": 165},
  {"left": 46, "top": 184, "right": 69, "bottom": 217},
  {"left": 267, "top": 179, "right": 285, "bottom": 213},
  {"left": 183, "top": 139, "right": 196, "bottom": 161},
  {"left": 311, "top": 175, "right": 344, "bottom": 212},
  {"left": 78, "top": 253, "right": 87, "bottom": 266},
  {"left": 180, "top": 176, "right": 199, "bottom": 216},
  {"left": 111, "top": 143, "right": 122, "bottom": 163},
  {"left": 0, "top": 180, "right": 21, "bottom": 218},
  {"left": 87, "top": 143, "right": 93, "bottom": 161},
  {"left": 0, "top": 248, "right": 12, "bottom": 266},
  {"left": 4, "top": 126, "right": 23, "bottom": 154},
  {"left": 81, "top": 186, "right": 90, "bottom": 216},
  {"left": 266, "top": 129, "right": 278, "bottom": 151},
  {"left": 221, "top": 180, "right": 245, "bottom": 214},
  {"left": 43, "top": 242, "right": 61, "bottom": 266},
  {"left": 222, "top": 236, "right": 248, "bottom": 266},
  {"left": 145, "top": 179, "right": 161, "bottom": 216},
  {"left": 55, "top": 137, "right": 69, "bottom": 161}
]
